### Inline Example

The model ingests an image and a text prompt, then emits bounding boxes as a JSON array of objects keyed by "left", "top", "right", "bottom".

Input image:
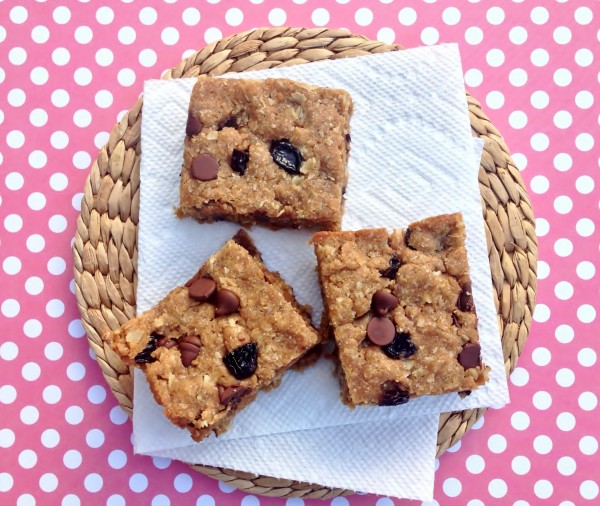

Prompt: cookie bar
[
  {"left": 106, "top": 231, "right": 320, "bottom": 441},
  {"left": 179, "top": 76, "right": 353, "bottom": 230},
  {"left": 311, "top": 213, "right": 489, "bottom": 407}
]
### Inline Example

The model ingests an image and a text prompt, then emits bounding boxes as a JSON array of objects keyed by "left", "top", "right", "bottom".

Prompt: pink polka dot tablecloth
[{"left": 1, "top": 1, "right": 598, "bottom": 504}]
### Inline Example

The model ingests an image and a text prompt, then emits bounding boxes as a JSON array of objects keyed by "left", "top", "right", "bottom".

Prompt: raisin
[
  {"left": 458, "top": 283, "right": 475, "bottom": 312},
  {"left": 380, "top": 254, "right": 401, "bottom": 279},
  {"left": 134, "top": 333, "right": 162, "bottom": 364},
  {"left": 270, "top": 139, "right": 303, "bottom": 174},
  {"left": 382, "top": 332, "right": 417, "bottom": 359},
  {"left": 223, "top": 342, "right": 258, "bottom": 380},
  {"left": 379, "top": 381, "right": 409, "bottom": 406},
  {"left": 231, "top": 149, "right": 249, "bottom": 175},
  {"left": 218, "top": 116, "right": 238, "bottom": 130},
  {"left": 404, "top": 228, "right": 416, "bottom": 250}
]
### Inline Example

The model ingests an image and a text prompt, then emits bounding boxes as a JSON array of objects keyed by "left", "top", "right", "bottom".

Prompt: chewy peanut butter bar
[
  {"left": 179, "top": 77, "right": 353, "bottom": 230},
  {"left": 106, "top": 231, "right": 320, "bottom": 441},
  {"left": 311, "top": 213, "right": 490, "bottom": 407}
]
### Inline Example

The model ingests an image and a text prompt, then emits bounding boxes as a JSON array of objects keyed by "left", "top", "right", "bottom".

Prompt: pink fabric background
[{"left": 1, "top": 1, "right": 598, "bottom": 504}]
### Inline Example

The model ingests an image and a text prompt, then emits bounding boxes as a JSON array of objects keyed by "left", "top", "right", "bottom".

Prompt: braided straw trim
[{"left": 72, "top": 27, "right": 537, "bottom": 498}]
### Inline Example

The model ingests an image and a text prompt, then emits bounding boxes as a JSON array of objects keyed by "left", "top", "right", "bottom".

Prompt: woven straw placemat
[{"left": 72, "top": 27, "right": 537, "bottom": 499}]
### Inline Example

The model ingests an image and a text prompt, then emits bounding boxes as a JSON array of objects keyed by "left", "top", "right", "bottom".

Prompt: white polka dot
[
  {"left": 446, "top": 440, "right": 461, "bottom": 453},
  {"left": 74, "top": 26, "right": 93, "bottom": 44},
  {"left": 0, "top": 385, "right": 17, "bottom": 404},
  {"left": 576, "top": 261, "right": 595, "bottom": 280},
  {"left": 116, "top": 68, "right": 136, "bottom": 87},
  {"left": 65, "top": 406, "right": 84, "bottom": 425},
  {"left": 488, "top": 478, "right": 507, "bottom": 498},
  {"left": 555, "top": 324, "right": 574, "bottom": 344},
  {"left": 129, "top": 473, "right": 148, "bottom": 493},
  {"left": 96, "top": 6, "right": 114, "bottom": 24},
  {"left": 486, "top": 48, "right": 505, "bottom": 67},
  {"left": 509, "top": 110, "right": 527, "bottom": 129},
  {"left": 53, "top": 6, "right": 71, "bottom": 24},
  {"left": 465, "top": 26, "right": 483, "bottom": 45},
  {"left": 43, "top": 385, "right": 62, "bottom": 404},
  {"left": 51, "top": 131, "right": 69, "bottom": 150},
  {"left": 510, "top": 411, "right": 530, "bottom": 431},
  {"left": 464, "top": 68, "right": 483, "bottom": 88},
  {"left": 355, "top": 7, "right": 373, "bottom": 26},
  {"left": 224, "top": 7, "right": 243, "bottom": 27},
  {"left": 198, "top": 496, "right": 216, "bottom": 506},
  {"left": 51, "top": 89, "right": 70, "bottom": 107},
  {"left": 84, "top": 473, "right": 103, "bottom": 493},
  {"left": 27, "top": 191, "right": 47, "bottom": 211},
  {"left": 109, "top": 406, "right": 128, "bottom": 426},
  {"left": 576, "top": 90, "right": 594, "bottom": 109},
  {"left": 575, "top": 48, "right": 593, "bottom": 67},
  {"left": 95, "top": 90, "right": 113, "bottom": 109},
  {"left": 530, "top": 48, "right": 549, "bottom": 67},
  {"left": 0, "top": 342, "right": 19, "bottom": 361},
  {"left": 554, "top": 195, "right": 573, "bottom": 214},
  {"left": 23, "top": 319, "right": 42, "bottom": 338},
  {"left": 152, "top": 457, "right": 171, "bottom": 470},
  {"left": 554, "top": 153, "right": 573, "bottom": 171},
  {"left": 533, "top": 303, "right": 550, "bottom": 322},
  {"left": 8, "top": 88, "right": 26, "bottom": 107},
  {"left": 52, "top": 47, "right": 70, "bottom": 66},
  {"left": 530, "top": 90, "right": 549, "bottom": 109},
  {"left": 22, "top": 361, "right": 41, "bottom": 381},
  {"left": 241, "top": 497, "right": 260, "bottom": 506},
  {"left": 46, "top": 299, "right": 65, "bottom": 318},
  {"left": 442, "top": 7, "right": 461, "bottom": 25},
  {"left": 68, "top": 319, "right": 85, "bottom": 338},
  {"left": 173, "top": 473, "right": 193, "bottom": 493},
  {"left": 67, "top": 362, "right": 86, "bottom": 381},
  {"left": 86, "top": 429, "right": 105, "bottom": 448},
  {"left": 3, "top": 257, "right": 21, "bottom": 276},
  {"left": 555, "top": 456, "right": 576, "bottom": 476},
  {"left": 398, "top": 8, "right": 417, "bottom": 26},
  {"left": 509, "top": 68, "right": 528, "bottom": 87},
  {"left": 530, "top": 6, "right": 549, "bottom": 24},
  {"left": 161, "top": 27, "right": 179, "bottom": 46},
  {"left": 44, "top": 342, "right": 63, "bottom": 361},
  {"left": 553, "top": 26, "right": 572, "bottom": 44},
  {"left": 218, "top": 481, "right": 236, "bottom": 493},
  {"left": 557, "top": 412, "right": 576, "bottom": 431},
  {"left": 20, "top": 405, "right": 40, "bottom": 425},
  {"left": 106, "top": 495, "right": 125, "bottom": 506},
  {"left": 553, "top": 110, "right": 573, "bottom": 129},
  {"left": 534, "top": 480, "right": 553, "bottom": 499},
  {"left": 465, "top": 454, "right": 485, "bottom": 474},
  {"left": 29, "top": 108, "right": 48, "bottom": 128},
  {"left": 311, "top": 8, "right": 330, "bottom": 26},
  {"left": 6, "top": 130, "right": 25, "bottom": 148},
  {"left": 107, "top": 449, "right": 127, "bottom": 470},
  {"left": 511, "top": 455, "right": 531, "bottom": 475},
  {"left": 17, "top": 494, "right": 37, "bottom": 506},
  {"left": 510, "top": 26, "right": 528, "bottom": 45},
  {"left": 74, "top": 67, "right": 92, "bottom": 86},
  {"left": 268, "top": 8, "right": 286, "bottom": 26},
  {"left": 535, "top": 219, "right": 550, "bottom": 238},
  {"left": 47, "top": 257, "right": 67, "bottom": 276},
  {"left": 9, "top": 47, "right": 28, "bottom": 65},
  {"left": 62, "top": 494, "right": 81, "bottom": 506},
  {"left": 29, "top": 66, "right": 49, "bottom": 86},
  {"left": 486, "top": 90, "right": 504, "bottom": 109},
  {"left": 577, "top": 304, "right": 596, "bottom": 323},
  {"left": 25, "top": 276, "right": 44, "bottom": 296},
  {"left": 509, "top": 367, "right": 529, "bottom": 387},
  {"left": 39, "top": 472, "right": 58, "bottom": 492},
  {"left": 1, "top": 299, "right": 20, "bottom": 318},
  {"left": 442, "top": 477, "right": 461, "bottom": 497},
  {"left": 486, "top": 6, "right": 505, "bottom": 25},
  {"left": 95, "top": 48, "right": 113, "bottom": 67},
  {"left": 580, "top": 436, "right": 598, "bottom": 455},
  {"left": 376, "top": 27, "right": 395, "bottom": 45},
  {"left": 4, "top": 214, "right": 23, "bottom": 233},
  {"left": 534, "top": 435, "right": 553, "bottom": 454},
  {"left": 575, "top": 132, "right": 594, "bottom": 152},
  {"left": 30, "top": 150, "right": 47, "bottom": 170},
  {"left": 554, "top": 68, "right": 572, "bottom": 87},
  {"left": 88, "top": 385, "right": 107, "bottom": 404},
  {"left": 18, "top": 449, "right": 38, "bottom": 469},
  {"left": 73, "top": 109, "right": 92, "bottom": 129},
  {"left": 576, "top": 218, "right": 594, "bottom": 237},
  {"left": 532, "top": 390, "right": 552, "bottom": 410},
  {"left": 533, "top": 348, "right": 552, "bottom": 366},
  {"left": 10, "top": 6, "right": 29, "bottom": 24},
  {"left": 41, "top": 429, "right": 59, "bottom": 449},
  {"left": 0, "top": 429, "right": 15, "bottom": 448},
  {"left": 421, "top": 27, "right": 439, "bottom": 45},
  {"left": 488, "top": 434, "right": 506, "bottom": 453},
  {"left": 182, "top": 8, "right": 200, "bottom": 26},
  {"left": 5, "top": 171, "right": 25, "bottom": 190},
  {"left": 580, "top": 481, "right": 599, "bottom": 501},
  {"left": 579, "top": 391, "right": 597, "bottom": 411},
  {"left": 555, "top": 280, "right": 575, "bottom": 301},
  {"left": 139, "top": 48, "right": 157, "bottom": 67},
  {"left": 574, "top": 6, "right": 593, "bottom": 24},
  {"left": 139, "top": 7, "right": 157, "bottom": 25}
]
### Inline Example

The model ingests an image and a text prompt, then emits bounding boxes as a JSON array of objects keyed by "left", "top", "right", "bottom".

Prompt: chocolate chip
[
  {"left": 380, "top": 255, "right": 401, "bottom": 279},
  {"left": 214, "top": 289, "right": 240, "bottom": 316},
  {"left": 179, "top": 335, "right": 202, "bottom": 367},
  {"left": 218, "top": 385, "right": 250, "bottom": 406},
  {"left": 223, "top": 342, "right": 258, "bottom": 380},
  {"left": 458, "top": 342, "right": 481, "bottom": 369},
  {"left": 231, "top": 149, "right": 249, "bottom": 175},
  {"left": 270, "top": 139, "right": 303, "bottom": 174},
  {"left": 157, "top": 336, "right": 178, "bottom": 349},
  {"left": 458, "top": 283, "right": 475, "bottom": 312},
  {"left": 404, "top": 228, "right": 416, "bottom": 250},
  {"left": 451, "top": 312, "right": 462, "bottom": 328},
  {"left": 134, "top": 333, "right": 162, "bottom": 364},
  {"left": 382, "top": 332, "right": 417, "bottom": 359},
  {"left": 190, "top": 154, "right": 219, "bottom": 181},
  {"left": 218, "top": 116, "right": 238, "bottom": 130},
  {"left": 372, "top": 290, "right": 398, "bottom": 317},
  {"left": 366, "top": 316, "right": 396, "bottom": 346},
  {"left": 188, "top": 277, "right": 217, "bottom": 301},
  {"left": 186, "top": 111, "right": 202, "bottom": 137},
  {"left": 379, "top": 381, "right": 409, "bottom": 406},
  {"left": 345, "top": 133, "right": 351, "bottom": 143}
]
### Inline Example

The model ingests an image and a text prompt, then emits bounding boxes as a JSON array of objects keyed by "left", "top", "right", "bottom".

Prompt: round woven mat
[{"left": 72, "top": 27, "right": 538, "bottom": 499}]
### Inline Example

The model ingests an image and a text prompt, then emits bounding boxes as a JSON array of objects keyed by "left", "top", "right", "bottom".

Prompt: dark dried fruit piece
[
  {"left": 270, "top": 139, "right": 303, "bottom": 174},
  {"left": 404, "top": 228, "right": 416, "bottom": 250},
  {"left": 458, "top": 283, "right": 475, "bottom": 312},
  {"left": 223, "top": 342, "right": 258, "bottom": 380},
  {"left": 134, "top": 333, "right": 163, "bottom": 364},
  {"left": 380, "top": 255, "right": 401, "bottom": 279},
  {"left": 186, "top": 111, "right": 202, "bottom": 137},
  {"left": 451, "top": 312, "right": 462, "bottom": 328},
  {"left": 191, "top": 154, "right": 219, "bottom": 181},
  {"left": 188, "top": 277, "right": 217, "bottom": 301},
  {"left": 218, "top": 385, "right": 251, "bottom": 407},
  {"left": 366, "top": 316, "right": 396, "bottom": 346},
  {"left": 458, "top": 342, "right": 481, "bottom": 369},
  {"left": 382, "top": 332, "right": 417, "bottom": 359},
  {"left": 372, "top": 290, "right": 398, "bottom": 316},
  {"left": 379, "top": 381, "right": 409, "bottom": 406},
  {"left": 157, "top": 336, "right": 178, "bottom": 349},
  {"left": 218, "top": 116, "right": 238, "bottom": 130},
  {"left": 179, "top": 335, "right": 202, "bottom": 367},
  {"left": 214, "top": 289, "right": 240, "bottom": 316},
  {"left": 231, "top": 149, "right": 249, "bottom": 175}
]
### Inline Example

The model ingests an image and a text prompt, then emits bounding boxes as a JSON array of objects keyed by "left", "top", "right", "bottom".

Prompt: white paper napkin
[{"left": 134, "top": 44, "right": 508, "bottom": 499}]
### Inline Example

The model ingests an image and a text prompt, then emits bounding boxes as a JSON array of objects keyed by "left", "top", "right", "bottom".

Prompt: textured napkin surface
[{"left": 134, "top": 44, "right": 508, "bottom": 498}]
